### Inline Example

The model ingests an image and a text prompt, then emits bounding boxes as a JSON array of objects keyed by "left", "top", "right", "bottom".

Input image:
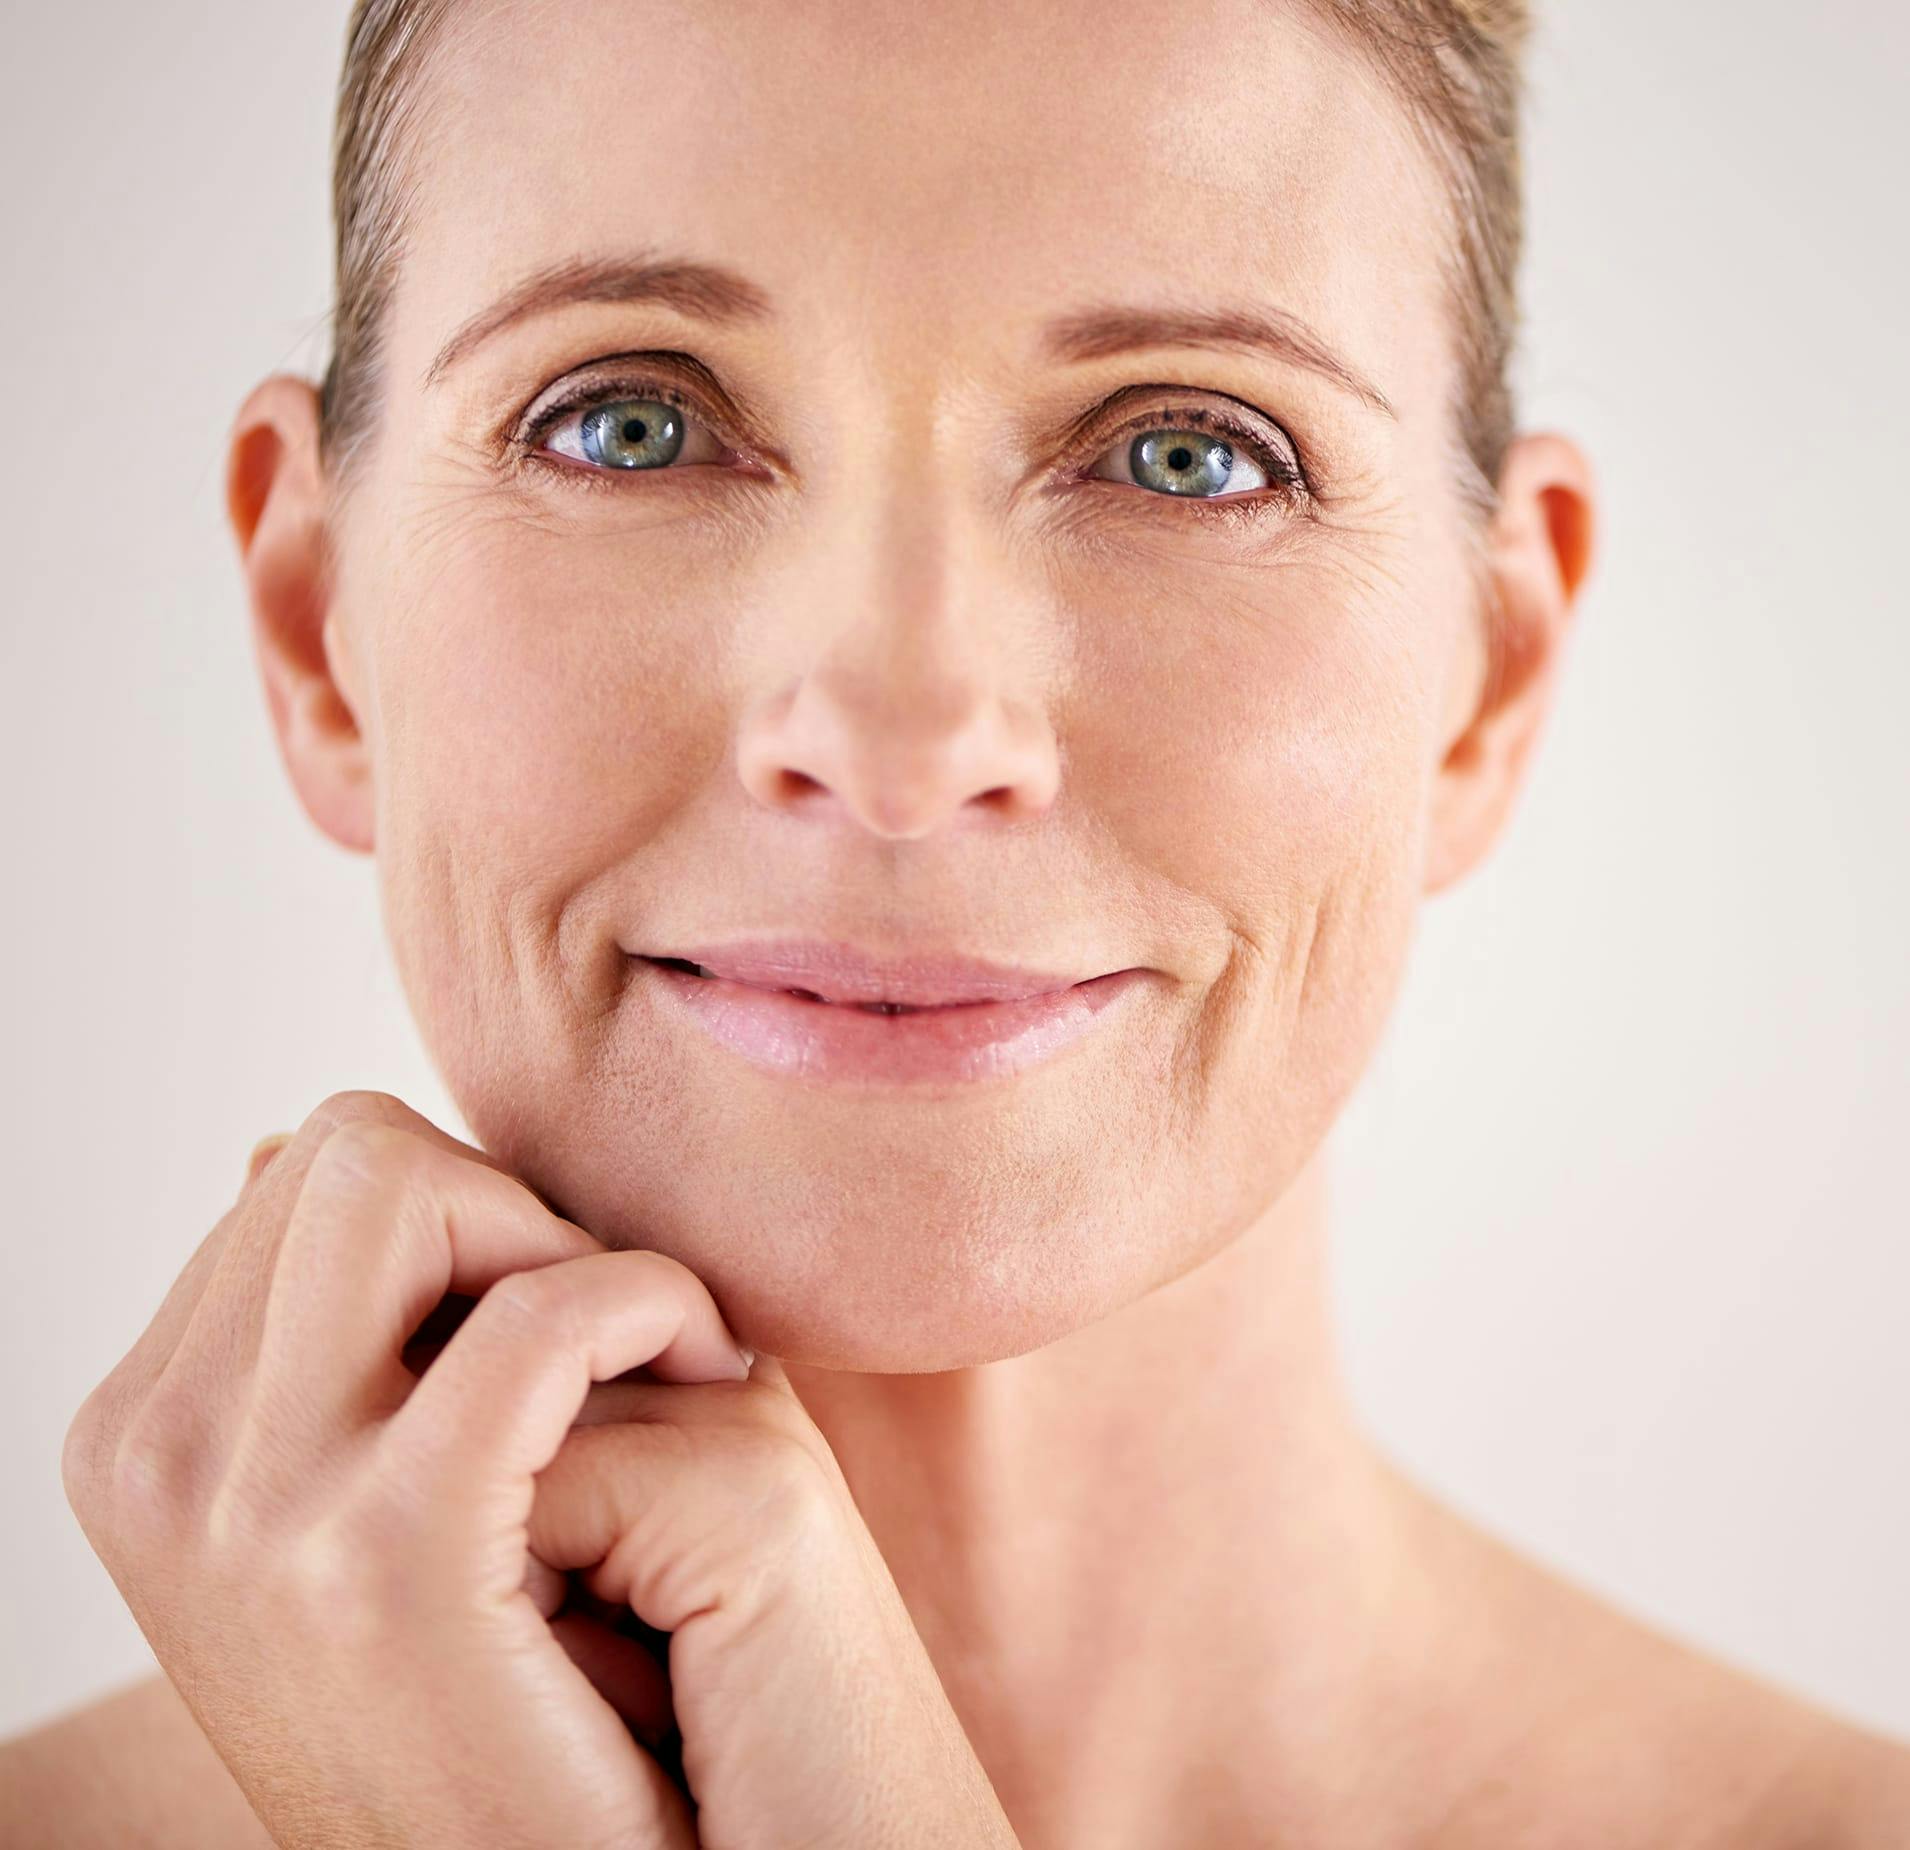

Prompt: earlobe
[
  {"left": 1421, "top": 430, "right": 1598, "bottom": 897},
  {"left": 225, "top": 373, "right": 375, "bottom": 855}
]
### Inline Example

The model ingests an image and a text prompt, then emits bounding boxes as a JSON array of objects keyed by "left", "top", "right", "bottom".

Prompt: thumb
[{"left": 739, "top": 1348, "right": 798, "bottom": 1395}]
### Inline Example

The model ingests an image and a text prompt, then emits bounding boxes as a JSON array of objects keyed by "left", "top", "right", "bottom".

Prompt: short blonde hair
[{"left": 318, "top": 0, "right": 1531, "bottom": 528}]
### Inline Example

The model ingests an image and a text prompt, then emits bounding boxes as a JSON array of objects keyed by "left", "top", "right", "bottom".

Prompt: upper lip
[{"left": 639, "top": 938, "right": 1120, "bottom": 1006}]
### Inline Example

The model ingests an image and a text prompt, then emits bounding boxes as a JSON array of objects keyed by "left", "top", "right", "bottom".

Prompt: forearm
[{"left": 0, "top": 1672, "right": 274, "bottom": 1850}]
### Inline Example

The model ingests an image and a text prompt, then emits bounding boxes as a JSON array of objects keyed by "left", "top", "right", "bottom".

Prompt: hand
[
  {"left": 524, "top": 1327, "right": 1021, "bottom": 1849},
  {"left": 61, "top": 1090, "right": 1018, "bottom": 1848}
]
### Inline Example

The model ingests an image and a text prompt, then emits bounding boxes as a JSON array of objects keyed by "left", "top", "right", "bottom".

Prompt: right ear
[{"left": 225, "top": 374, "right": 374, "bottom": 855}]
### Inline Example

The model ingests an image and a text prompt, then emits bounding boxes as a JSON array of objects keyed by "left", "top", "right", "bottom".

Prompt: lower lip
[{"left": 637, "top": 960, "right": 1151, "bottom": 1086}]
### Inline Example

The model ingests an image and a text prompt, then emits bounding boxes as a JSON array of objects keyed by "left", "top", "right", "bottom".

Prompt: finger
[
  {"left": 522, "top": 1547, "right": 568, "bottom": 1620},
  {"left": 570, "top": 1379, "right": 678, "bottom": 1430},
  {"left": 79, "top": 1128, "right": 322, "bottom": 1442},
  {"left": 569, "top": 1349, "right": 786, "bottom": 1433},
  {"left": 547, "top": 1610, "right": 677, "bottom": 1749},
  {"left": 546, "top": 1630, "right": 698, "bottom": 1845},
  {"left": 372, "top": 1249, "right": 753, "bottom": 1587},
  {"left": 526, "top": 1402, "right": 844, "bottom": 1622},
  {"left": 153, "top": 1092, "right": 533, "bottom": 1426},
  {"left": 77, "top": 1204, "right": 241, "bottom": 1450},
  {"left": 238, "top": 1122, "right": 608, "bottom": 1469}
]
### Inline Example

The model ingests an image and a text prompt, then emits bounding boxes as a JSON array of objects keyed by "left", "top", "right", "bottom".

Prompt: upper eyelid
[
  {"left": 1082, "top": 401, "right": 1303, "bottom": 483},
  {"left": 509, "top": 350, "right": 764, "bottom": 454},
  {"left": 516, "top": 374, "right": 714, "bottom": 450}
]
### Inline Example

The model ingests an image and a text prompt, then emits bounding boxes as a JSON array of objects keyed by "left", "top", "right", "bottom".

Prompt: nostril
[{"left": 772, "top": 768, "right": 829, "bottom": 804}]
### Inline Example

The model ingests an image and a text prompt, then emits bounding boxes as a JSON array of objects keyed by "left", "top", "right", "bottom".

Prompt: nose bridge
[
  {"left": 825, "top": 426, "right": 976, "bottom": 723},
  {"left": 735, "top": 368, "right": 1061, "bottom": 839}
]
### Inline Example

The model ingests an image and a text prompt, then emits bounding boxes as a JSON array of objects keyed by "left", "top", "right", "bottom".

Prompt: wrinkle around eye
[
  {"left": 1033, "top": 465, "right": 1419, "bottom": 589},
  {"left": 494, "top": 453, "right": 790, "bottom": 554},
  {"left": 1034, "top": 472, "right": 1311, "bottom": 553},
  {"left": 393, "top": 462, "right": 537, "bottom": 569},
  {"left": 402, "top": 395, "right": 1398, "bottom": 573}
]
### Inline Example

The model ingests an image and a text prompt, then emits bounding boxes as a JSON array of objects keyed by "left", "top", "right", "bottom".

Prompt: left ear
[{"left": 1422, "top": 430, "right": 1597, "bottom": 896}]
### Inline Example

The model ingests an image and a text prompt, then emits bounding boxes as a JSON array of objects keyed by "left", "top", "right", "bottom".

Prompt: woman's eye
[
  {"left": 1086, "top": 423, "right": 1293, "bottom": 500},
  {"left": 537, "top": 392, "right": 731, "bottom": 472},
  {"left": 520, "top": 383, "right": 1303, "bottom": 509}
]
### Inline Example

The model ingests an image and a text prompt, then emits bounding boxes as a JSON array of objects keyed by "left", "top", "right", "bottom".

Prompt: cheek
[
  {"left": 1063, "top": 551, "right": 1436, "bottom": 1181},
  {"left": 364, "top": 527, "right": 741, "bottom": 1092},
  {"left": 378, "top": 533, "right": 726, "bottom": 849},
  {"left": 1069, "top": 557, "right": 1431, "bottom": 929}
]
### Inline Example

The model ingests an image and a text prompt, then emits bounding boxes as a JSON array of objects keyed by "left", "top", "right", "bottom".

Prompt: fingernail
[
  {"left": 733, "top": 1344, "right": 756, "bottom": 1373},
  {"left": 245, "top": 1133, "right": 292, "bottom": 1182}
]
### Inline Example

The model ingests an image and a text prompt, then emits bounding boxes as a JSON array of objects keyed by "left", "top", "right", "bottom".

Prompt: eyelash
[{"left": 508, "top": 369, "right": 1314, "bottom": 522}]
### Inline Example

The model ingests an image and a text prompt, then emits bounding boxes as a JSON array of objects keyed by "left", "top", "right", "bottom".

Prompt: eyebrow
[
  {"left": 1038, "top": 303, "right": 1397, "bottom": 419},
  {"left": 423, "top": 249, "right": 1397, "bottom": 421},
  {"left": 423, "top": 252, "right": 774, "bottom": 388}
]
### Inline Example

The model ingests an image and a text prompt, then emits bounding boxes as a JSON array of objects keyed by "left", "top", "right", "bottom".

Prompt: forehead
[{"left": 394, "top": 0, "right": 1450, "bottom": 413}]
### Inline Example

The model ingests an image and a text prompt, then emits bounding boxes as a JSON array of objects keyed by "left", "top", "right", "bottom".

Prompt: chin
[
  {"left": 499, "top": 1121, "right": 1190, "bottom": 1373},
  {"left": 639, "top": 1193, "right": 1163, "bottom": 1374},
  {"left": 435, "top": 1027, "right": 1254, "bottom": 1374}
]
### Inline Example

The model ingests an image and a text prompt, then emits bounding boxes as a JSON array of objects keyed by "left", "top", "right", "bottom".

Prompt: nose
[{"left": 734, "top": 506, "right": 1062, "bottom": 841}]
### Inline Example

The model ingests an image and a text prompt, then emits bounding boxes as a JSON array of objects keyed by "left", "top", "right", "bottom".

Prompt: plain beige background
[{"left": 3, "top": 0, "right": 1905, "bottom": 1745}]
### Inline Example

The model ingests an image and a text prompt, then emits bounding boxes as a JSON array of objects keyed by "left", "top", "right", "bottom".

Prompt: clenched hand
[{"left": 61, "top": 1089, "right": 1019, "bottom": 1849}]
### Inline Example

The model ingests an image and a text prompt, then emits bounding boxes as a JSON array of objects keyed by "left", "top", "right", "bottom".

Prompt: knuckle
[
  {"left": 288, "top": 1473, "right": 462, "bottom": 1637},
  {"left": 738, "top": 1424, "right": 841, "bottom": 1527},
  {"left": 60, "top": 1384, "right": 113, "bottom": 1515},
  {"left": 61, "top": 1345, "right": 183, "bottom": 1518},
  {"left": 278, "top": 1514, "right": 352, "bottom": 1613},
  {"left": 703, "top": 1429, "right": 849, "bottom": 1603},
  {"left": 749, "top": 1386, "right": 841, "bottom": 1458},
  {"left": 283, "top": 1499, "right": 397, "bottom": 1611},
  {"left": 202, "top": 1467, "right": 273, "bottom": 1564},
  {"left": 305, "top": 1117, "right": 420, "bottom": 1192},
  {"left": 207, "top": 1450, "right": 378, "bottom": 1608},
  {"left": 103, "top": 1393, "right": 214, "bottom": 1532},
  {"left": 305, "top": 1089, "right": 413, "bottom": 1141},
  {"left": 474, "top": 1266, "right": 573, "bottom": 1342},
  {"left": 621, "top": 1246, "right": 693, "bottom": 1285}
]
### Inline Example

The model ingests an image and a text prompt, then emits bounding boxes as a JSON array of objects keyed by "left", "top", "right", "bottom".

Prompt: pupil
[
  {"left": 1168, "top": 446, "right": 1192, "bottom": 470},
  {"left": 621, "top": 418, "right": 648, "bottom": 443}
]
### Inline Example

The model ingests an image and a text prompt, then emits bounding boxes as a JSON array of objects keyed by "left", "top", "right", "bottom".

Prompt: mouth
[
  {"left": 631, "top": 939, "right": 1107, "bottom": 1008},
  {"left": 627, "top": 946, "right": 1152, "bottom": 1085},
  {"left": 635, "top": 956, "right": 1065, "bottom": 1014}
]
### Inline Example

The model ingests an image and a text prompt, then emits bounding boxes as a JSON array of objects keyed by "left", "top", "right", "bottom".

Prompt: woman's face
[{"left": 290, "top": 0, "right": 1541, "bottom": 1369}]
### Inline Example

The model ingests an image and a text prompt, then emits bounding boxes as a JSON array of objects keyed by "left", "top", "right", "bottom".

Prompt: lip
[
  {"left": 643, "top": 938, "right": 1100, "bottom": 1006},
  {"left": 630, "top": 940, "right": 1151, "bottom": 1085}
]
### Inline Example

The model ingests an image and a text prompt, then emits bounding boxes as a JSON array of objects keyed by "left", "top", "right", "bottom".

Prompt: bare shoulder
[
  {"left": 1387, "top": 1469, "right": 1910, "bottom": 1849},
  {"left": 0, "top": 1671, "right": 273, "bottom": 1849},
  {"left": 1757, "top": 1709, "right": 1910, "bottom": 1849},
  {"left": 1507, "top": 1561, "right": 1910, "bottom": 1849},
  {"left": 1522, "top": 1585, "right": 1910, "bottom": 1849}
]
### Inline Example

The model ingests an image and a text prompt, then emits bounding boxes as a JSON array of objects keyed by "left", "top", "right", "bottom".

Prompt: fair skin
[{"left": 6, "top": 0, "right": 1908, "bottom": 1842}]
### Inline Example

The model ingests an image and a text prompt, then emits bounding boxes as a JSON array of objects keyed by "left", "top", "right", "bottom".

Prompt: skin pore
[{"left": 101, "top": 0, "right": 1893, "bottom": 1842}]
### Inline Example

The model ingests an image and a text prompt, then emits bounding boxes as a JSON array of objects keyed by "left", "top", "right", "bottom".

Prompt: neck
[{"left": 779, "top": 1145, "right": 1452, "bottom": 1847}]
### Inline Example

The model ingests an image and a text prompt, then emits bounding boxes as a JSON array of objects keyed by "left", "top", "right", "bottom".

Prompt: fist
[{"left": 61, "top": 1090, "right": 1017, "bottom": 1848}]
